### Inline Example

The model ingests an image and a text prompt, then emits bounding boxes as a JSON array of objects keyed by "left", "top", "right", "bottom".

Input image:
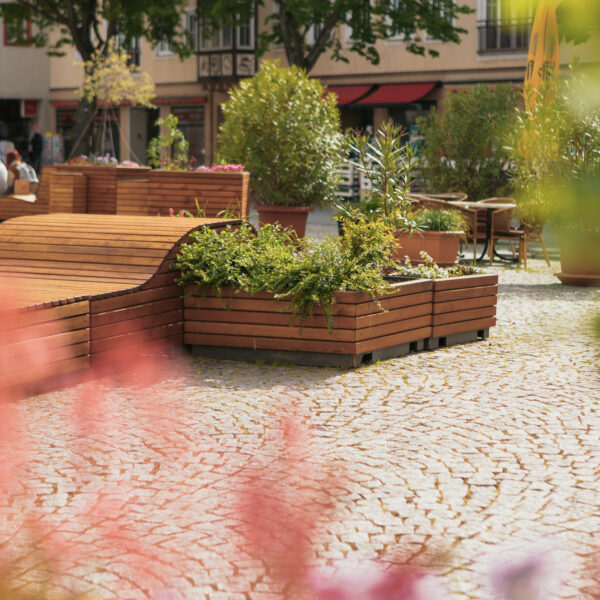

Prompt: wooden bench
[
  {"left": 0, "top": 213, "right": 240, "bottom": 395},
  {"left": 0, "top": 165, "right": 56, "bottom": 221}
]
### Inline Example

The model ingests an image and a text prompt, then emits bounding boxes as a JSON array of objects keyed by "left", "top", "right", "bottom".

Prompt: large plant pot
[
  {"left": 394, "top": 230, "right": 462, "bottom": 266},
  {"left": 556, "top": 230, "right": 600, "bottom": 286},
  {"left": 255, "top": 205, "right": 313, "bottom": 238}
]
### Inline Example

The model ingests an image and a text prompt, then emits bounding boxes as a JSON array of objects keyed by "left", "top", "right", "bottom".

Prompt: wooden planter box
[
  {"left": 115, "top": 170, "right": 250, "bottom": 219},
  {"left": 430, "top": 274, "right": 498, "bottom": 347},
  {"left": 184, "top": 280, "right": 434, "bottom": 367},
  {"left": 56, "top": 164, "right": 150, "bottom": 214},
  {"left": 183, "top": 273, "right": 498, "bottom": 367},
  {"left": 146, "top": 170, "right": 250, "bottom": 218}
]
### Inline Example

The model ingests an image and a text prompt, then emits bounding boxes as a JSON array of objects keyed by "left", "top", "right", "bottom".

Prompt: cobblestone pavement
[{"left": 2, "top": 259, "right": 599, "bottom": 600}]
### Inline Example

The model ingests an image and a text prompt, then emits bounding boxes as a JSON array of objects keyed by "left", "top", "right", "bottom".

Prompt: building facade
[
  {"left": 47, "top": 0, "right": 592, "bottom": 164},
  {"left": 0, "top": 13, "right": 51, "bottom": 162}
]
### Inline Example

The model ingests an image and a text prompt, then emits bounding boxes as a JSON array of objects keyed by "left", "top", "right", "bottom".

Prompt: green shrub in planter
[
  {"left": 217, "top": 60, "right": 345, "bottom": 207},
  {"left": 175, "top": 218, "right": 395, "bottom": 330},
  {"left": 417, "top": 84, "right": 517, "bottom": 200},
  {"left": 414, "top": 208, "right": 468, "bottom": 232}
]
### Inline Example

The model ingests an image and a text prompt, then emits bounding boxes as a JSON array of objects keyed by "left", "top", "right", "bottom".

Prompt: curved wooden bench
[{"left": 0, "top": 213, "right": 241, "bottom": 394}]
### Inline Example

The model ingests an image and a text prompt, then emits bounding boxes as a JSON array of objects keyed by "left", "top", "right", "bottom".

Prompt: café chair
[{"left": 480, "top": 197, "right": 525, "bottom": 265}]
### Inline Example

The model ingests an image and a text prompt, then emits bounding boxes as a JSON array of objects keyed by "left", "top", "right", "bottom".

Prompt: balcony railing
[{"left": 478, "top": 19, "right": 531, "bottom": 53}]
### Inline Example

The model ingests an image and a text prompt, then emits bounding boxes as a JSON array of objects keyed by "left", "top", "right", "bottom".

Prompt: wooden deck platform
[{"left": 0, "top": 213, "right": 240, "bottom": 396}]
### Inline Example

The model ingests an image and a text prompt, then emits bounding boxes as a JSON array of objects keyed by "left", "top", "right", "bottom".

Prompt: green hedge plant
[
  {"left": 217, "top": 60, "right": 345, "bottom": 207},
  {"left": 417, "top": 83, "right": 518, "bottom": 200}
]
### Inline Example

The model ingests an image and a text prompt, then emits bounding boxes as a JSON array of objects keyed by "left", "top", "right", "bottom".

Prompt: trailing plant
[
  {"left": 414, "top": 208, "right": 468, "bottom": 232},
  {"left": 217, "top": 60, "right": 345, "bottom": 207},
  {"left": 174, "top": 217, "right": 394, "bottom": 330},
  {"left": 417, "top": 84, "right": 518, "bottom": 200},
  {"left": 147, "top": 114, "right": 190, "bottom": 170},
  {"left": 388, "top": 251, "right": 479, "bottom": 279},
  {"left": 349, "top": 120, "right": 420, "bottom": 231}
]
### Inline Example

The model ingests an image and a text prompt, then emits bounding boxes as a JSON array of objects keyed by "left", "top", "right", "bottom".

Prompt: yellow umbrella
[{"left": 524, "top": 0, "right": 560, "bottom": 111}]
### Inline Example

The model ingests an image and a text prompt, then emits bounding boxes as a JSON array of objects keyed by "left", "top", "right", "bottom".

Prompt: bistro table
[{"left": 452, "top": 200, "right": 517, "bottom": 262}]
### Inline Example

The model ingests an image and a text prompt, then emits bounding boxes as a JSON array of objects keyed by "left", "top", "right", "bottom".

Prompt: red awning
[
  {"left": 355, "top": 83, "right": 436, "bottom": 105},
  {"left": 325, "top": 85, "right": 373, "bottom": 106}
]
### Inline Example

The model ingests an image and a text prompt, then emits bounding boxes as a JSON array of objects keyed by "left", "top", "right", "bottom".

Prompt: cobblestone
[{"left": 1, "top": 258, "right": 599, "bottom": 599}]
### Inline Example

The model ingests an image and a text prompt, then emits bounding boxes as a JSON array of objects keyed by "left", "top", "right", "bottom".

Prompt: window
[
  {"left": 305, "top": 23, "right": 327, "bottom": 46},
  {"left": 237, "top": 16, "right": 254, "bottom": 49},
  {"left": 345, "top": 5, "right": 372, "bottom": 46},
  {"left": 115, "top": 33, "right": 141, "bottom": 66},
  {"left": 478, "top": 0, "right": 533, "bottom": 53},
  {"left": 186, "top": 11, "right": 198, "bottom": 51},
  {"left": 384, "top": 0, "right": 419, "bottom": 44},
  {"left": 156, "top": 38, "right": 173, "bottom": 57},
  {"left": 425, "top": 0, "right": 455, "bottom": 41},
  {"left": 3, "top": 18, "right": 32, "bottom": 46},
  {"left": 197, "top": 18, "right": 254, "bottom": 51},
  {"left": 199, "top": 19, "right": 232, "bottom": 50}
]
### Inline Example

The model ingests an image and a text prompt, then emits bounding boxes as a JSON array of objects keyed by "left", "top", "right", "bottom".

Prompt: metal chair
[{"left": 480, "top": 197, "right": 525, "bottom": 264}]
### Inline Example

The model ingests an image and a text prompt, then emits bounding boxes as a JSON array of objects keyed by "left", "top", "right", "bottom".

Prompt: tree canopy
[
  {"left": 0, "top": 0, "right": 193, "bottom": 63},
  {"left": 0, "top": 0, "right": 193, "bottom": 157},
  {"left": 203, "top": 0, "right": 472, "bottom": 72}
]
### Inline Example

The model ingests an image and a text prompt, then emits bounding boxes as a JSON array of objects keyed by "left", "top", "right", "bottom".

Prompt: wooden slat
[
  {"left": 355, "top": 326, "right": 432, "bottom": 354},
  {"left": 183, "top": 332, "right": 356, "bottom": 354},
  {"left": 432, "top": 316, "right": 496, "bottom": 337},
  {"left": 433, "top": 274, "right": 498, "bottom": 291},
  {"left": 433, "top": 295, "right": 498, "bottom": 315},
  {"left": 434, "top": 284, "right": 498, "bottom": 303},
  {"left": 432, "top": 305, "right": 496, "bottom": 326}
]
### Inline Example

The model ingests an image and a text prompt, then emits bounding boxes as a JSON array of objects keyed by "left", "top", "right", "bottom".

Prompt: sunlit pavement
[{"left": 2, "top": 255, "right": 599, "bottom": 600}]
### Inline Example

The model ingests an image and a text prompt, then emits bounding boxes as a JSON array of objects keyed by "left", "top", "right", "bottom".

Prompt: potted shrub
[
  {"left": 510, "top": 67, "right": 600, "bottom": 285},
  {"left": 217, "top": 60, "right": 345, "bottom": 237},
  {"left": 398, "top": 209, "right": 467, "bottom": 266},
  {"left": 339, "top": 120, "right": 465, "bottom": 265}
]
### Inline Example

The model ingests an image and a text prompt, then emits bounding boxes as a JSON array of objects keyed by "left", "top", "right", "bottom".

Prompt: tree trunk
[{"left": 69, "top": 96, "right": 97, "bottom": 159}]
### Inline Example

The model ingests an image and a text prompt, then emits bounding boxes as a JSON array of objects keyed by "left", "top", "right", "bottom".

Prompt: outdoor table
[{"left": 453, "top": 200, "right": 517, "bottom": 262}]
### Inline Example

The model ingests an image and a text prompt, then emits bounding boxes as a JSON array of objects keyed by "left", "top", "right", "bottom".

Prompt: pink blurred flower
[
  {"left": 235, "top": 414, "right": 340, "bottom": 593},
  {"left": 309, "top": 559, "right": 448, "bottom": 600},
  {"left": 480, "top": 541, "right": 569, "bottom": 600}
]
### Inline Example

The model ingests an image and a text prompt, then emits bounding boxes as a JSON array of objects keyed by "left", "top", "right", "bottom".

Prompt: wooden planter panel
[
  {"left": 49, "top": 173, "right": 88, "bottom": 213},
  {"left": 56, "top": 166, "right": 151, "bottom": 215},
  {"left": 148, "top": 171, "right": 249, "bottom": 218},
  {"left": 184, "top": 280, "right": 434, "bottom": 364},
  {"left": 431, "top": 274, "right": 498, "bottom": 339},
  {"left": 116, "top": 179, "right": 151, "bottom": 215}
]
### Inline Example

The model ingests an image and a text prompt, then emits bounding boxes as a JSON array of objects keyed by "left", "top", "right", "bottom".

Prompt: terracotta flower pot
[
  {"left": 555, "top": 230, "right": 600, "bottom": 286},
  {"left": 394, "top": 230, "right": 463, "bottom": 266},
  {"left": 255, "top": 204, "right": 313, "bottom": 238}
]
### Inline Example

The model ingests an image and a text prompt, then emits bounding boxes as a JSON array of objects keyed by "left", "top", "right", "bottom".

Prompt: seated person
[
  {"left": 0, "top": 160, "right": 7, "bottom": 195},
  {"left": 6, "top": 150, "right": 38, "bottom": 194}
]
